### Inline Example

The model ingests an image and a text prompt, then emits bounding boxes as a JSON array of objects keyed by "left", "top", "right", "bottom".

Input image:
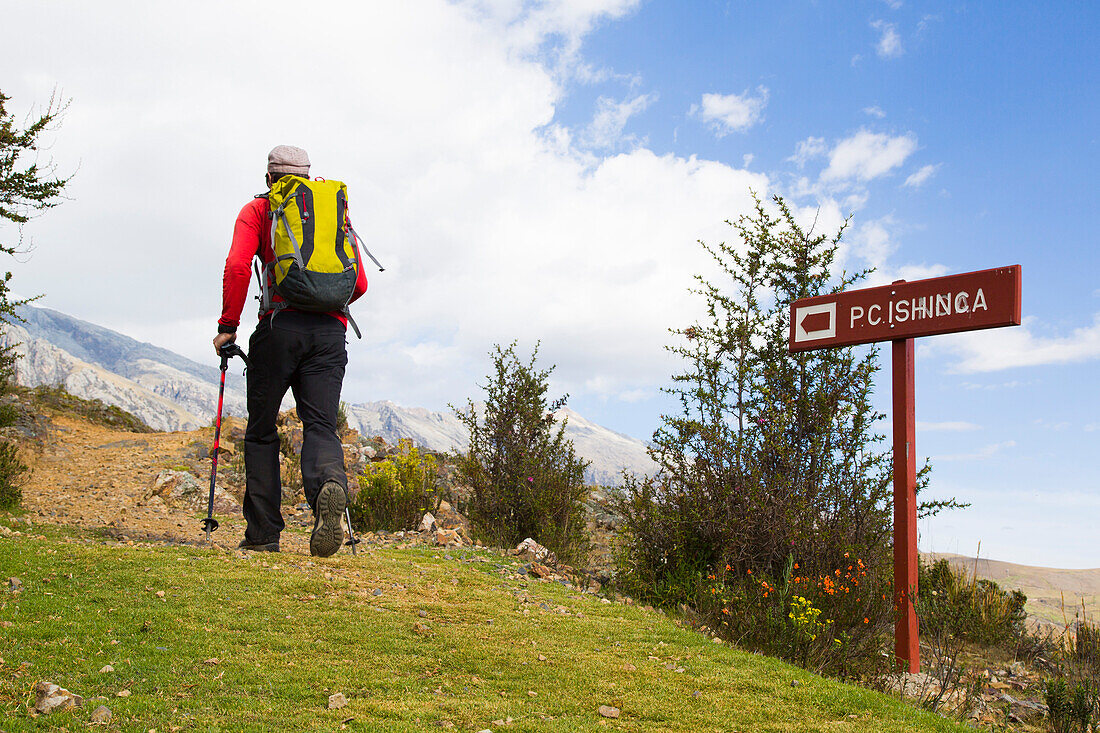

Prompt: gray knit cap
[{"left": 267, "top": 145, "right": 310, "bottom": 176}]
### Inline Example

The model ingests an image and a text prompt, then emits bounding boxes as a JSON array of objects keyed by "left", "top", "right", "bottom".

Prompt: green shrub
[
  {"left": 0, "top": 402, "right": 17, "bottom": 428},
  {"left": 337, "top": 401, "right": 349, "bottom": 434},
  {"left": 0, "top": 439, "right": 26, "bottom": 509},
  {"left": 614, "top": 195, "right": 954, "bottom": 678},
  {"left": 31, "top": 384, "right": 153, "bottom": 432},
  {"left": 689, "top": 552, "right": 894, "bottom": 677},
  {"left": 349, "top": 439, "right": 439, "bottom": 532},
  {"left": 1045, "top": 676, "right": 1098, "bottom": 733},
  {"left": 452, "top": 343, "right": 590, "bottom": 564},
  {"left": 917, "top": 559, "right": 1027, "bottom": 647},
  {"left": 1073, "top": 620, "right": 1100, "bottom": 676}
]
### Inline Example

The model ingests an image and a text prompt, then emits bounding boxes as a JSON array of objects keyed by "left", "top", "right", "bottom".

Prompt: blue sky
[{"left": 2, "top": 1, "right": 1097, "bottom": 566}]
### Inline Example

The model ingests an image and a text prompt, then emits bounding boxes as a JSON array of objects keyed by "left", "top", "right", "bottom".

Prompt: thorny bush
[
  {"left": 452, "top": 343, "right": 589, "bottom": 564},
  {"left": 349, "top": 439, "right": 440, "bottom": 533},
  {"left": 615, "top": 194, "right": 958, "bottom": 678}
]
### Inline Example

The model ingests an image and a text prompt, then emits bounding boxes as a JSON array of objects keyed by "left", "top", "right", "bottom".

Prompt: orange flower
[
  {"left": 747, "top": 569, "right": 752, "bottom": 575},
  {"left": 863, "top": 617, "right": 869, "bottom": 624},
  {"left": 793, "top": 563, "right": 799, "bottom": 570}
]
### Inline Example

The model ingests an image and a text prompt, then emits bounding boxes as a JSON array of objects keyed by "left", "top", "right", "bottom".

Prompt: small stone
[
  {"left": 204, "top": 658, "right": 219, "bottom": 665},
  {"left": 598, "top": 705, "right": 620, "bottom": 719},
  {"left": 34, "top": 681, "right": 83, "bottom": 714},
  {"left": 90, "top": 705, "right": 112, "bottom": 723},
  {"left": 372, "top": 589, "right": 383, "bottom": 597},
  {"left": 155, "top": 590, "right": 165, "bottom": 598},
  {"left": 99, "top": 665, "right": 114, "bottom": 673},
  {"left": 0, "top": 525, "right": 12, "bottom": 537},
  {"left": 527, "top": 690, "right": 537, "bottom": 697},
  {"left": 692, "top": 690, "right": 702, "bottom": 698},
  {"left": 538, "top": 654, "right": 547, "bottom": 662},
  {"left": 328, "top": 692, "right": 348, "bottom": 709},
  {"left": 622, "top": 663, "right": 636, "bottom": 671},
  {"left": 418, "top": 609, "right": 428, "bottom": 617},
  {"left": 0, "top": 620, "right": 12, "bottom": 628},
  {"left": 117, "top": 689, "right": 131, "bottom": 697},
  {"left": 436, "top": 721, "right": 454, "bottom": 728},
  {"left": 790, "top": 680, "right": 800, "bottom": 688},
  {"left": 418, "top": 512, "right": 436, "bottom": 533},
  {"left": 413, "top": 622, "right": 431, "bottom": 636},
  {"left": 8, "top": 577, "right": 22, "bottom": 591},
  {"left": 528, "top": 563, "right": 552, "bottom": 579}
]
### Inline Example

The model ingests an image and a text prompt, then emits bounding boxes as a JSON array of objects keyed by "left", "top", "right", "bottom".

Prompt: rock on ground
[
  {"left": 512, "top": 537, "right": 557, "bottom": 565},
  {"left": 598, "top": 705, "right": 621, "bottom": 719},
  {"left": 34, "top": 681, "right": 83, "bottom": 714}
]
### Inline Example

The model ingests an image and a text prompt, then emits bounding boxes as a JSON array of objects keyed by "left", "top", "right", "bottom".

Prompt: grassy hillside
[
  {"left": 0, "top": 523, "right": 969, "bottom": 732},
  {"left": 927, "top": 552, "right": 1100, "bottom": 629}
]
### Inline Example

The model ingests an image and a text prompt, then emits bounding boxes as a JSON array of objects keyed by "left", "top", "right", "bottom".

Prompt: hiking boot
[
  {"left": 238, "top": 538, "right": 280, "bottom": 552},
  {"left": 310, "top": 480, "right": 346, "bottom": 558}
]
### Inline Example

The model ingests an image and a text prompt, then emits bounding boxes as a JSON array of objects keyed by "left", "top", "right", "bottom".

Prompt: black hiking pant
[{"left": 242, "top": 311, "right": 348, "bottom": 545}]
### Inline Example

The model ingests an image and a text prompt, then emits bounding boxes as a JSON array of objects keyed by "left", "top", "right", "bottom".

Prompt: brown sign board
[{"left": 789, "top": 265, "right": 1022, "bottom": 352}]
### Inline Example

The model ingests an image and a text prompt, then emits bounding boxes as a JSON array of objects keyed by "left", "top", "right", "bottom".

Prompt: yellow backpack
[{"left": 256, "top": 176, "right": 383, "bottom": 337}]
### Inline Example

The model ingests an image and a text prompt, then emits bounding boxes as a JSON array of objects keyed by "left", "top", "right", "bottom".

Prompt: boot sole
[{"left": 311, "top": 481, "right": 346, "bottom": 558}]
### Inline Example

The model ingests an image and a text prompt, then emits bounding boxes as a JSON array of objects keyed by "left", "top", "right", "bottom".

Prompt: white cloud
[
  {"left": 916, "top": 421, "right": 981, "bottom": 432},
  {"left": 917, "top": 14, "right": 942, "bottom": 36},
  {"left": 821, "top": 130, "right": 918, "bottom": 182},
  {"left": 935, "top": 440, "right": 1016, "bottom": 462},
  {"left": 933, "top": 314, "right": 1100, "bottom": 373},
  {"left": 691, "top": 87, "right": 769, "bottom": 136},
  {"left": 904, "top": 163, "right": 940, "bottom": 188},
  {"left": 1032, "top": 418, "right": 1070, "bottom": 431},
  {"left": 959, "top": 380, "right": 1025, "bottom": 391},
  {"left": 863, "top": 105, "right": 886, "bottom": 119},
  {"left": 582, "top": 92, "right": 657, "bottom": 150},
  {"left": 849, "top": 216, "right": 896, "bottom": 270},
  {"left": 871, "top": 20, "right": 903, "bottom": 58},
  {"left": 788, "top": 136, "right": 827, "bottom": 168},
  {"left": 465, "top": 0, "right": 643, "bottom": 80},
  {"left": 0, "top": 0, "right": 769, "bottom": 418}
]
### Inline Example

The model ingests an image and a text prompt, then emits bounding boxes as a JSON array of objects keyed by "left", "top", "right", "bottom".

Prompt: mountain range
[{"left": 5, "top": 305, "right": 656, "bottom": 485}]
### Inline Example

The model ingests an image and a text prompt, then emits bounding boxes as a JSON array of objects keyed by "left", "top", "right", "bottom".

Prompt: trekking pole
[
  {"left": 344, "top": 507, "right": 360, "bottom": 555},
  {"left": 203, "top": 344, "right": 250, "bottom": 542}
]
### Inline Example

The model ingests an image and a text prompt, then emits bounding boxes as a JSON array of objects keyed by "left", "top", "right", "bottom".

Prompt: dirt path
[{"left": 22, "top": 416, "right": 317, "bottom": 553}]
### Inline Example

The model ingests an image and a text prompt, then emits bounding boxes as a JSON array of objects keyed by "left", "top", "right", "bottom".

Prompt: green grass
[{"left": 0, "top": 522, "right": 969, "bottom": 732}]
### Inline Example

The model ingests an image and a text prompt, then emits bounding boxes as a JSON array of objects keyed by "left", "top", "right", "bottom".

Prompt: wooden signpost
[{"left": 788, "top": 265, "right": 1022, "bottom": 672}]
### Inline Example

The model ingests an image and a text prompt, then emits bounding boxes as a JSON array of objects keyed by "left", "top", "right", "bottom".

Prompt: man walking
[{"left": 213, "top": 145, "right": 367, "bottom": 556}]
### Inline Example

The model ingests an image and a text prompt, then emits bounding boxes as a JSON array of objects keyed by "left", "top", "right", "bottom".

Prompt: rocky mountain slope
[{"left": 6, "top": 305, "right": 656, "bottom": 484}]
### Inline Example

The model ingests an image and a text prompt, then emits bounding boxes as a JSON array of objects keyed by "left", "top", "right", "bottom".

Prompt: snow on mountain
[
  {"left": 346, "top": 401, "right": 657, "bottom": 486},
  {"left": 6, "top": 304, "right": 656, "bottom": 484}
]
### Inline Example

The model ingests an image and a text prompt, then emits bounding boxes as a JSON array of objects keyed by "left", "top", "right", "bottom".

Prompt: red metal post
[{"left": 892, "top": 336, "right": 919, "bottom": 672}]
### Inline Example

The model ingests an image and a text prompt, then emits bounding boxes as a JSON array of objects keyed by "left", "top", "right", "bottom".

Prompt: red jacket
[{"left": 218, "top": 196, "right": 368, "bottom": 333}]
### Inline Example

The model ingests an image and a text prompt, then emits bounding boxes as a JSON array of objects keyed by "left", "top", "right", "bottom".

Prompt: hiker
[{"left": 213, "top": 145, "right": 368, "bottom": 556}]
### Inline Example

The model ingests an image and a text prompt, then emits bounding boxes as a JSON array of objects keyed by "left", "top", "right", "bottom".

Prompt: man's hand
[{"left": 213, "top": 332, "right": 237, "bottom": 355}]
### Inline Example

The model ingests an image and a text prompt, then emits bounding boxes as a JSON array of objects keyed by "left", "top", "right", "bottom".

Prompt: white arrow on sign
[{"left": 793, "top": 302, "right": 836, "bottom": 343}]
